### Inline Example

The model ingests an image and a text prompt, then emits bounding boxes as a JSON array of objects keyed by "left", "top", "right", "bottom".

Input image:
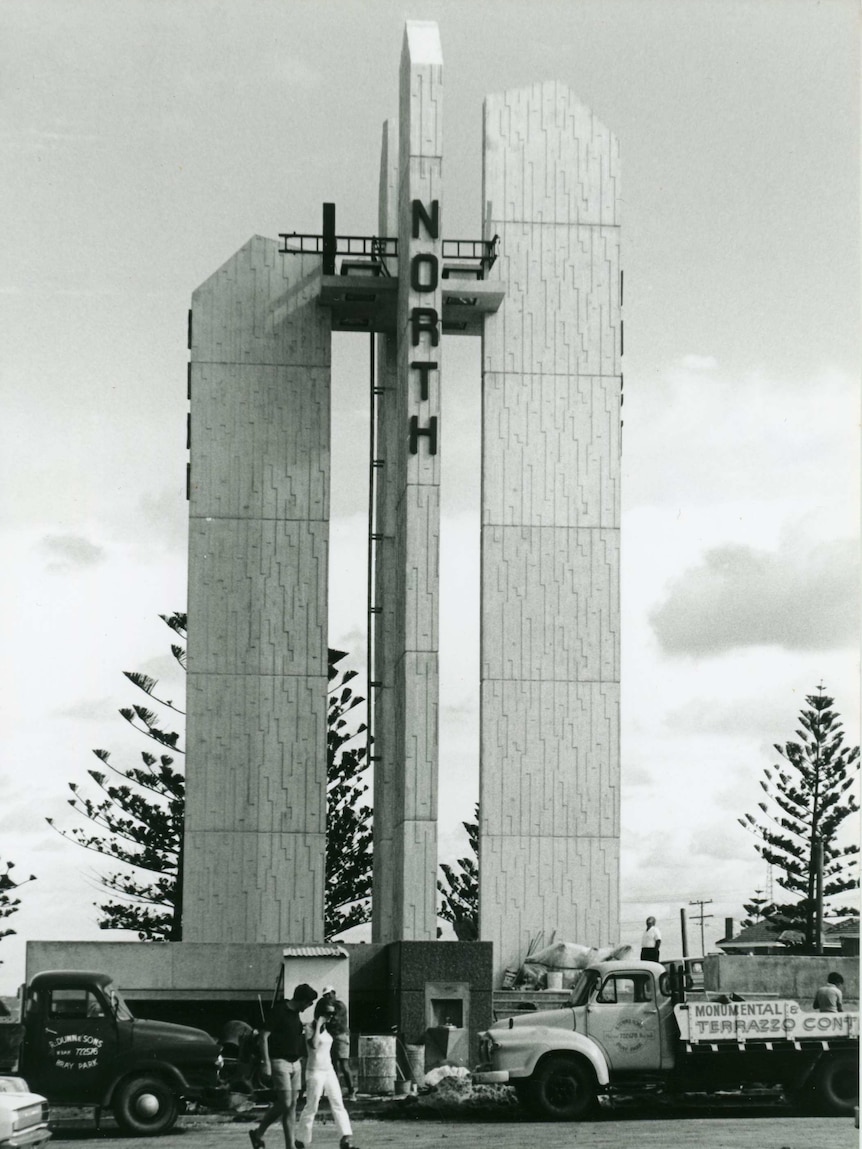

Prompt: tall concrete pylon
[
  {"left": 183, "top": 240, "right": 331, "bottom": 943},
  {"left": 479, "top": 85, "right": 622, "bottom": 978}
]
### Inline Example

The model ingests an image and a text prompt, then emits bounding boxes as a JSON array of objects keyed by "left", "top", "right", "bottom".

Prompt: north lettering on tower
[{"left": 408, "top": 198, "right": 440, "bottom": 455}]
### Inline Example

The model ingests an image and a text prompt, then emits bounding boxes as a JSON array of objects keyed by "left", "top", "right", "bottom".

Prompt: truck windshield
[
  {"left": 570, "top": 969, "right": 600, "bottom": 1007},
  {"left": 107, "top": 985, "right": 134, "bottom": 1021}
]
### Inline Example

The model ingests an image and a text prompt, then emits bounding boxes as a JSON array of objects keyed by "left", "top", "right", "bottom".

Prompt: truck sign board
[{"left": 675, "top": 1001, "right": 860, "bottom": 1044}]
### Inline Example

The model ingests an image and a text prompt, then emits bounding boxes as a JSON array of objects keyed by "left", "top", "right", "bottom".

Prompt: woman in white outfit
[{"left": 295, "top": 1002, "right": 355, "bottom": 1149}]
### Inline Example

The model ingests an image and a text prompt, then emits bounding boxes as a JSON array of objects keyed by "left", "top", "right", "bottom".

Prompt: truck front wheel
[
  {"left": 812, "top": 1053, "right": 859, "bottom": 1117},
  {"left": 114, "top": 1074, "right": 179, "bottom": 1135},
  {"left": 522, "top": 1055, "right": 597, "bottom": 1121}
]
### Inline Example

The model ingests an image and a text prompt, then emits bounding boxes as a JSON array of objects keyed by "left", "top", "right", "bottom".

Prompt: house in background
[
  {"left": 715, "top": 918, "right": 787, "bottom": 955},
  {"left": 825, "top": 918, "right": 860, "bottom": 956},
  {"left": 716, "top": 915, "right": 860, "bottom": 956}
]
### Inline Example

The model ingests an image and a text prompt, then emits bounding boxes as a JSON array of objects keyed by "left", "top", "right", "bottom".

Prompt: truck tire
[
  {"left": 811, "top": 1053, "right": 859, "bottom": 1117},
  {"left": 522, "top": 1055, "right": 597, "bottom": 1121},
  {"left": 113, "top": 1074, "right": 179, "bottom": 1135}
]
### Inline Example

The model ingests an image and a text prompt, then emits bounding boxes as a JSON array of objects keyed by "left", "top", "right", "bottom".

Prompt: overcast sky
[{"left": 1, "top": 0, "right": 858, "bottom": 991}]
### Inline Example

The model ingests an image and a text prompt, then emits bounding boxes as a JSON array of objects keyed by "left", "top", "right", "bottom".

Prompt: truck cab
[
  {"left": 567, "top": 960, "right": 675, "bottom": 1075},
  {"left": 19, "top": 972, "right": 131, "bottom": 1102},
  {"left": 476, "top": 960, "right": 671, "bottom": 1118}
]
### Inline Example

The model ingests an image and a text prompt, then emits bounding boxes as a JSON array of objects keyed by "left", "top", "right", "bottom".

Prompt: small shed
[{"left": 276, "top": 944, "right": 350, "bottom": 1010}]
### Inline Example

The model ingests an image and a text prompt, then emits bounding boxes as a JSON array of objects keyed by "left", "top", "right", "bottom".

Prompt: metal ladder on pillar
[{"left": 366, "top": 331, "right": 385, "bottom": 771}]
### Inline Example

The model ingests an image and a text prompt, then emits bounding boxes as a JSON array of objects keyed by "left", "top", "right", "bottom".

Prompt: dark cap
[{"left": 290, "top": 983, "right": 318, "bottom": 1006}]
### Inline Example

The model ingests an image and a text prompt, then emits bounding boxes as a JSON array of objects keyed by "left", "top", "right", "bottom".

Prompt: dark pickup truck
[{"left": 0, "top": 971, "right": 223, "bottom": 1135}]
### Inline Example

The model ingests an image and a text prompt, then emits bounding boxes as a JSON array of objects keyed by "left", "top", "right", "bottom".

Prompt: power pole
[
  {"left": 688, "top": 898, "right": 714, "bottom": 956},
  {"left": 680, "top": 907, "right": 689, "bottom": 959}
]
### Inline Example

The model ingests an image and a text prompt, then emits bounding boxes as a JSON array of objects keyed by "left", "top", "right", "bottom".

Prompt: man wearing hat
[
  {"left": 249, "top": 982, "right": 317, "bottom": 1149},
  {"left": 319, "top": 985, "right": 356, "bottom": 1101}
]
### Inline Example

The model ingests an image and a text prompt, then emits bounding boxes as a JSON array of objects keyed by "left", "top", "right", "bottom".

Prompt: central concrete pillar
[{"left": 371, "top": 22, "right": 442, "bottom": 941}]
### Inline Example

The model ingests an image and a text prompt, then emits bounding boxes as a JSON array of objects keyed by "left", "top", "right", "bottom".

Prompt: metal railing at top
[{"left": 278, "top": 233, "right": 499, "bottom": 271}]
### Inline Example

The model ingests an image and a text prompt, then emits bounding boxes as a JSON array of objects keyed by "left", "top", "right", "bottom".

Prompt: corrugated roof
[
  {"left": 826, "top": 918, "right": 860, "bottom": 937},
  {"left": 281, "top": 945, "right": 348, "bottom": 958}
]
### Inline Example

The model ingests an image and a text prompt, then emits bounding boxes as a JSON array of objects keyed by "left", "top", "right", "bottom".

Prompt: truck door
[
  {"left": 25, "top": 984, "right": 119, "bottom": 1101},
  {"left": 585, "top": 970, "right": 662, "bottom": 1072}
]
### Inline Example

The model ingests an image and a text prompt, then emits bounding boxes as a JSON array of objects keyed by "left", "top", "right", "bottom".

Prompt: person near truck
[
  {"left": 812, "top": 972, "right": 844, "bottom": 1012},
  {"left": 640, "top": 916, "right": 662, "bottom": 962},
  {"left": 295, "top": 998, "right": 356, "bottom": 1149},
  {"left": 319, "top": 984, "right": 356, "bottom": 1100},
  {"left": 249, "top": 982, "right": 317, "bottom": 1149}
]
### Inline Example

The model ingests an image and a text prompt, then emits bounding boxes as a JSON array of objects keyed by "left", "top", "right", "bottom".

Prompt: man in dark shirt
[{"left": 249, "top": 982, "right": 317, "bottom": 1149}]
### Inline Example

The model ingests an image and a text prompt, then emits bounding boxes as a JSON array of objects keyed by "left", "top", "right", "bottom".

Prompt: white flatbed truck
[{"left": 474, "top": 959, "right": 858, "bottom": 1119}]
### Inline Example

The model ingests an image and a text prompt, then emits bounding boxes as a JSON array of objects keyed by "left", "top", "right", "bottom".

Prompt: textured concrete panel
[
  {"left": 184, "top": 235, "right": 330, "bottom": 944},
  {"left": 190, "top": 238, "right": 330, "bottom": 368},
  {"left": 185, "top": 671, "right": 327, "bottom": 833},
  {"left": 480, "top": 84, "right": 621, "bottom": 982},
  {"left": 480, "top": 833, "right": 620, "bottom": 976},
  {"left": 189, "top": 363, "right": 329, "bottom": 522},
  {"left": 481, "top": 526, "right": 619, "bottom": 683},
  {"left": 388, "top": 817, "right": 439, "bottom": 941},
  {"left": 482, "top": 372, "right": 620, "bottom": 528},
  {"left": 482, "top": 225, "right": 620, "bottom": 381},
  {"left": 483, "top": 85, "right": 620, "bottom": 227},
  {"left": 182, "top": 830, "right": 325, "bottom": 944},
  {"left": 393, "top": 483, "right": 440, "bottom": 653},
  {"left": 393, "top": 651, "right": 439, "bottom": 821},
  {"left": 188, "top": 518, "right": 327, "bottom": 678},
  {"left": 479, "top": 681, "right": 619, "bottom": 839}
]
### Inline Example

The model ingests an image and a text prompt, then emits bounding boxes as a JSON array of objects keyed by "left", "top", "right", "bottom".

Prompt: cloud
[
  {"left": 680, "top": 354, "right": 718, "bottom": 371},
  {"left": 56, "top": 697, "right": 116, "bottom": 722},
  {"left": 622, "top": 365, "right": 858, "bottom": 515},
  {"left": 621, "top": 763, "right": 653, "bottom": 788},
  {"left": 686, "top": 821, "right": 751, "bottom": 862},
  {"left": 664, "top": 692, "right": 807, "bottom": 739},
  {"left": 36, "top": 534, "right": 105, "bottom": 572},
  {"left": 650, "top": 534, "right": 859, "bottom": 656},
  {"left": 136, "top": 489, "right": 188, "bottom": 553}
]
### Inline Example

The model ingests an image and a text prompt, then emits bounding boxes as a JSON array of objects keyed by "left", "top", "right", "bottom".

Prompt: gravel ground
[{"left": 43, "top": 1084, "right": 858, "bottom": 1149}]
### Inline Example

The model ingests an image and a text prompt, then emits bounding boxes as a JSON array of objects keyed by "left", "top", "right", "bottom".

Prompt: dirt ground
[{"left": 46, "top": 1102, "right": 858, "bottom": 1149}]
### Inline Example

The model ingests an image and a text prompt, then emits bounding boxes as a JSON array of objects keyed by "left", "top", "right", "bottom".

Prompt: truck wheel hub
[{"left": 135, "top": 1093, "right": 161, "bottom": 1118}]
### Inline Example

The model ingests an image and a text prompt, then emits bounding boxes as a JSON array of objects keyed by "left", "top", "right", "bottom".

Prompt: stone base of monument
[
  {"left": 23, "top": 938, "right": 493, "bottom": 1073},
  {"left": 387, "top": 941, "right": 492, "bottom": 1072}
]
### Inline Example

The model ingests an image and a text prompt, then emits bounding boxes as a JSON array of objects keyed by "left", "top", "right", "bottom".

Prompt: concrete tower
[
  {"left": 183, "top": 240, "right": 331, "bottom": 943},
  {"left": 180, "top": 29, "right": 620, "bottom": 972},
  {"left": 479, "top": 85, "right": 622, "bottom": 978}
]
